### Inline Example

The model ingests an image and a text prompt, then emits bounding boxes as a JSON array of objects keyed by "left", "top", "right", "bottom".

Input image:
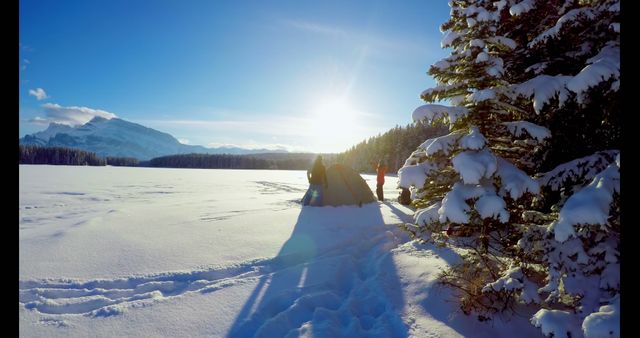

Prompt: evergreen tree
[{"left": 398, "top": 0, "right": 619, "bottom": 336}]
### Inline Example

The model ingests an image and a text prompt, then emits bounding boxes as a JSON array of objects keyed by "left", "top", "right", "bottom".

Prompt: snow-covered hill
[
  {"left": 19, "top": 165, "right": 543, "bottom": 337},
  {"left": 19, "top": 117, "right": 286, "bottom": 160}
]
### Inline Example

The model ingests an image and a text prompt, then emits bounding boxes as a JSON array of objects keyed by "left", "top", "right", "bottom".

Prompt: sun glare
[{"left": 307, "top": 97, "right": 361, "bottom": 152}]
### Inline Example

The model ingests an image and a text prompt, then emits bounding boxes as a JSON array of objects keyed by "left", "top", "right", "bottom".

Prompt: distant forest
[
  {"left": 143, "top": 153, "right": 336, "bottom": 170},
  {"left": 18, "top": 145, "right": 332, "bottom": 170},
  {"left": 19, "top": 122, "right": 444, "bottom": 173},
  {"left": 143, "top": 122, "right": 446, "bottom": 172},
  {"left": 335, "top": 121, "right": 447, "bottom": 173},
  {"left": 19, "top": 145, "right": 139, "bottom": 166}
]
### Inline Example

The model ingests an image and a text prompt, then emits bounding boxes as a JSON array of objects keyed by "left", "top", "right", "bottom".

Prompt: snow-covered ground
[{"left": 19, "top": 165, "right": 543, "bottom": 337}]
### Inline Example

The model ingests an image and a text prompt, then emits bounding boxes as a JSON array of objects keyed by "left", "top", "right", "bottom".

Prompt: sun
[{"left": 306, "top": 97, "right": 361, "bottom": 152}]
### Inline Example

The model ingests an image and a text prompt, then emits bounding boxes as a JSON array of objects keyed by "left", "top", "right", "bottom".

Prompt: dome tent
[{"left": 322, "top": 164, "right": 376, "bottom": 206}]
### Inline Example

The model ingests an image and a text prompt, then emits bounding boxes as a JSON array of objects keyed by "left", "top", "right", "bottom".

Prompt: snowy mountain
[{"left": 19, "top": 117, "right": 287, "bottom": 160}]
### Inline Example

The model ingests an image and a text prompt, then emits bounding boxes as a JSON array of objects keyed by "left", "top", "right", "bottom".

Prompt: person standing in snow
[
  {"left": 302, "top": 155, "right": 328, "bottom": 206},
  {"left": 375, "top": 160, "right": 387, "bottom": 201}
]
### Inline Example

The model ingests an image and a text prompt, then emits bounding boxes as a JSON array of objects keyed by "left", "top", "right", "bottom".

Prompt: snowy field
[{"left": 19, "top": 165, "right": 543, "bottom": 337}]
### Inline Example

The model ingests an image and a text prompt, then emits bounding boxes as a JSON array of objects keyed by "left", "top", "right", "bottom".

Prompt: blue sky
[{"left": 19, "top": 0, "right": 451, "bottom": 153}]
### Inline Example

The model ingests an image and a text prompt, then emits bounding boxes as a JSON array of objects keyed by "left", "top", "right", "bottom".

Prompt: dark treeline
[
  {"left": 105, "top": 156, "right": 140, "bottom": 167},
  {"left": 335, "top": 121, "right": 447, "bottom": 174},
  {"left": 19, "top": 145, "right": 139, "bottom": 166},
  {"left": 144, "top": 153, "right": 337, "bottom": 170},
  {"left": 146, "top": 153, "right": 272, "bottom": 169},
  {"left": 243, "top": 153, "right": 337, "bottom": 170},
  {"left": 20, "top": 145, "right": 107, "bottom": 166},
  {"left": 18, "top": 144, "right": 339, "bottom": 170}
]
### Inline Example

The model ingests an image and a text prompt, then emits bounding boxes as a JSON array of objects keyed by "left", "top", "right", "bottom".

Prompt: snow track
[
  {"left": 230, "top": 223, "right": 410, "bottom": 337},
  {"left": 20, "top": 259, "right": 269, "bottom": 317},
  {"left": 20, "top": 202, "right": 412, "bottom": 337}
]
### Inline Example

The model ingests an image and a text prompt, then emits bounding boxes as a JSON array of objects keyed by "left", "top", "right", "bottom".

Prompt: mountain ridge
[{"left": 19, "top": 117, "right": 288, "bottom": 160}]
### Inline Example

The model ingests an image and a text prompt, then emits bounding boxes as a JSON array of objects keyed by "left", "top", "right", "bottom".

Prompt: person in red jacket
[{"left": 375, "top": 160, "right": 386, "bottom": 201}]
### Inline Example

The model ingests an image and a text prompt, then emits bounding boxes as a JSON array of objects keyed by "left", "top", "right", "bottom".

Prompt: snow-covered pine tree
[
  {"left": 520, "top": 1, "right": 620, "bottom": 336},
  {"left": 399, "top": 0, "right": 545, "bottom": 316},
  {"left": 398, "top": 0, "right": 619, "bottom": 336}
]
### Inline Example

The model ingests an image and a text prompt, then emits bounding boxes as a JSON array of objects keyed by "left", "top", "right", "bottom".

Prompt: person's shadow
[{"left": 227, "top": 203, "right": 409, "bottom": 337}]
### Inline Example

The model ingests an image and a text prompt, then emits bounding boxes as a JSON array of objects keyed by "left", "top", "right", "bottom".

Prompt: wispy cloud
[
  {"left": 28, "top": 88, "right": 48, "bottom": 100},
  {"left": 177, "top": 138, "right": 190, "bottom": 144},
  {"left": 19, "top": 43, "right": 34, "bottom": 52},
  {"left": 20, "top": 42, "right": 34, "bottom": 71},
  {"left": 140, "top": 118, "right": 308, "bottom": 137},
  {"left": 281, "top": 18, "right": 432, "bottom": 58},
  {"left": 20, "top": 59, "right": 30, "bottom": 72},
  {"left": 27, "top": 116, "right": 50, "bottom": 125},
  {"left": 29, "top": 103, "right": 118, "bottom": 126},
  {"left": 283, "top": 19, "right": 347, "bottom": 37}
]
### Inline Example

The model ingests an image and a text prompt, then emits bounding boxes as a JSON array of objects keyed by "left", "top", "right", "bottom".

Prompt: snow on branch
[
  {"left": 467, "top": 17, "right": 477, "bottom": 28},
  {"left": 525, "top": 62, "right": 548, "bottom": 75},
  {"left": 566, "top": 45, "right": 620, "bottom": 101},
  {"left": 509, "top": 0, "right": 535, "bottom": 16},
  {"left": 537, "top": 150, "right": 618, "bottom": 191},
  {"left": 415, "top": 202, "right": 442, "bottom": 226},
  {"left": 449, "top": 94, "right": 467, "bottom": 106},
  {"left": 467, "top": 89, "right": 495, "bottom": 103},
  {"left": 475, "top": 192, "right": 509, "bottom": 223},
  {"left": 452, "top": 149, "right": 497, "bottom": 185},
  {"left": 419, "top": 131, "right": 464, "bottom": 156},
  {"left": 482, "top": 266, "right": 523, "bottom": 292},
  {"left": 469, "top": 39, "right": 486, "bottom": 48},
  {"left": 412, "top": 104, "right": 469, "bottom": 126},
  {"left": 599, "top": 263, "right": 620, "bottom": 290},
  {"left": 439, "top": 183, "right": 476, "bottom": 223},
  {"left": 433, "top": 59, "right": 451, "bottom": 70},
  {"left": 398, "top": 160, "right": 437, "bottom": 189},
  {"left": 477, "top": 8, "right": 496, "bottom": 22},
  {"left": 442, "top": 30, "right": 461, "bottom": 48},
  {"left": 511, "top": 75, "right": 571, "bottom": 113},
  {"left": 438, "top": 182, "right": 508, "bottom": 224},
  {"left": 421, "top": 83, "right": 468, "bottom": 101},
  {"left": 588, "top": 239, "right": 619, "bottom": 265},
  {"left": 495, "top": 157, "right": 539, "bottom": 199},
  {"left": 459, "top": 127, "right": 487, "bottom": 150},
  {"left": 531, "top": 309, "right": 583, "bottom": 338},
  {"left": 548, "top": 238, "right": 590, "bottom": 271},
  {"left": 486, "top": 56, "right": 505, "bottom": 77},
  {"left": 494, "top": 0, "right": 507, "bottom": 11},
  {"left": 503, "top": 121, "right": 551, "bottom": 142},
  {"left": 462, "top": 4, "right": 498, "bottom": 22},
  {"left": 552, "top": 162, "right": 619, "bottom": 242},
  {"left": 487, "top": 36, "right": 516, "bottom": 50},
  {"left": 582, "top": 295, "right": 620, "bottom": 338},
  {"left": 529, "top": 8, "right": 597, "bottom": 46},
  {"left": 520, "top": 279, "right": 542, "bottom": 304},
  {"left": 476, "top": 52, "right": 490, "bottom": 63}
]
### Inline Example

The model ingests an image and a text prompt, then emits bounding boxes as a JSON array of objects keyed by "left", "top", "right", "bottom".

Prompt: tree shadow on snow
[
  {"left": 227, "top": 203, "right": 409, "bottom": 337},
  {"left": 381, "top": 200, "right": 414, "bottom": 224}
]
